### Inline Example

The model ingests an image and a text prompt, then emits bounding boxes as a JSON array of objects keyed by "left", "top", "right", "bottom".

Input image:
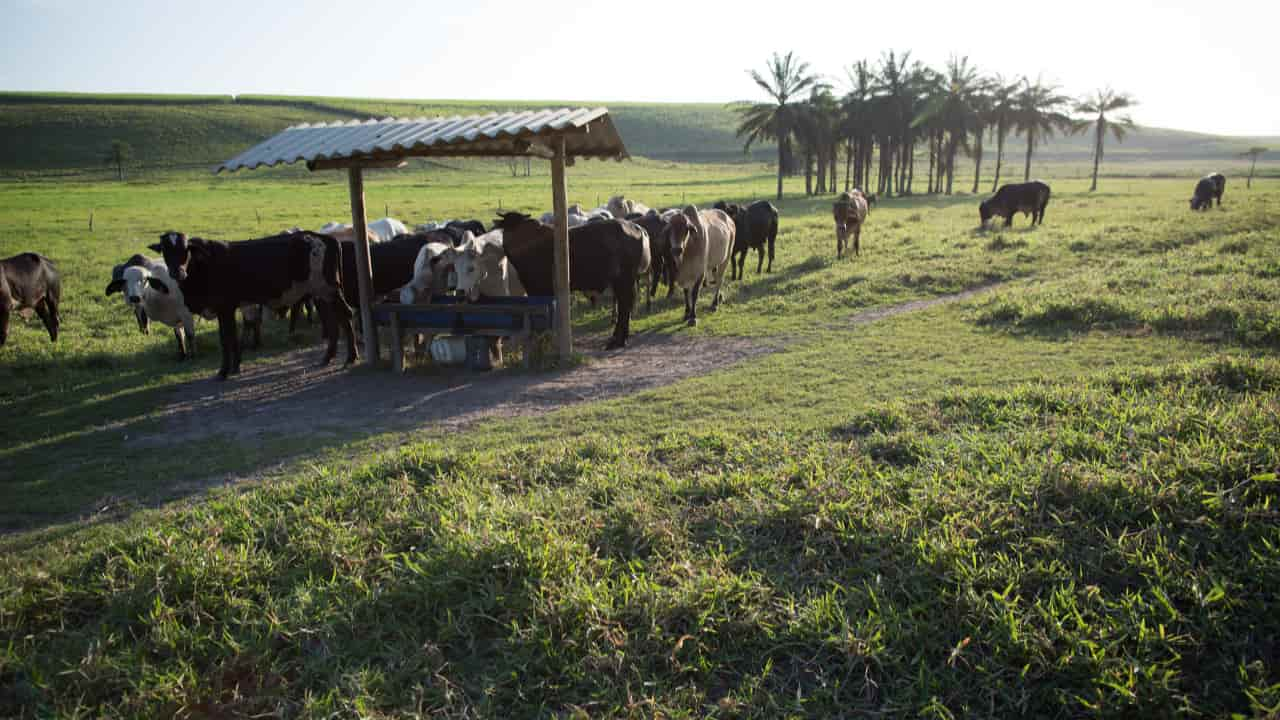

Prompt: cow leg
[
  {"left": 288, "top": 300, "right": 303, "bottom": 334},
  {"left": 136, "top": 307, "right": 150, "bottom": 334},
  {"left": 1003, "top": 215, "right": 1013, "bottom": 228},
  {"left": 687, "top": 278, "right": 703, "bottom": 327},
  {"left": 766, "top": 228, "right": 775, "bottom": 273},
  {"left": 710, "top": 283, "right": 723, "bottom": 312},
  {"left": 756, "top": 246, "right": 765, "bottom": 275},
  {"left": 35, "top": 299, "right": 58, "bottom": 343},
  {"left": 328, "top": 294, "right": 358, "bottom": 366},
  {"left": 183, "top": 313, "right": 196, "bottom": 358},
  {"left": 606, "top": 280, "right": 634, "bottom": 350},
  {"left": 314, "top": 299, "right": 338, "bottom": 366},
  {"left": 215, "top": 309, "right": 237, "bottom": 380},
  {"left": 0, "top": 306, "right": 8, "bottom": 346},
  {"left": 173, "top": 327, "right": 187, "bottom": 361},
  {"left": 836, "top": 225, "right": 844, "bottom": 258}
]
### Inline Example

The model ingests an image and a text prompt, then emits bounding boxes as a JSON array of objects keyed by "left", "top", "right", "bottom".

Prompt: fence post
[{"left": 89, "top": 210, "right": 94, "bottom": 232}]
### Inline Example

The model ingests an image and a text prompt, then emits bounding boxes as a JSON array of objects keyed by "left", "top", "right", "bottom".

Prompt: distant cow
[
  {"left": 981, "top": 181, "right": 1051, "bottom": 228},
  {"left": 0, "top": 252, "right": 60, "bottom": 347},
  {"left": 319, "top": 217, "right": 409, "bottom": 244},
  {"left": 607, "top": 195, "right": 651, "bottom": 220},
  {"left": 1191, "top": 173, "right": 1226, "bottom": 210},
  {"left": 668, "top": 206, "right": 734, "bottom": 326},
  {"left": 493, "top": 212, "right": 649, "bottom": 349},
  {"left": 152, "top": 230, "right": 356, "bottom": 380},
  {"left": 833, "top": 190, "right": 870, "bottom": 258},
  {"left": 715, "top": 200, "right": 779, "bottom": 279}
]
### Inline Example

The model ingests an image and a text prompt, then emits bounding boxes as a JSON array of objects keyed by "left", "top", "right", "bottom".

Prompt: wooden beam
[
  {"left": 310, "top": 158, "right": 407, "bottom": 171},
  {"left": 550, "top": 135, "right": 572, "bottom": 362},
  {"left": 347, "top": 167, "right": 379, "bottom": 365}
]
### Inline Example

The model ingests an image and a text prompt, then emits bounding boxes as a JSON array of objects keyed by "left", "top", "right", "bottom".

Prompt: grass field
[{"left": 1, "top": 156, "right": 1278, "bottom": 717}]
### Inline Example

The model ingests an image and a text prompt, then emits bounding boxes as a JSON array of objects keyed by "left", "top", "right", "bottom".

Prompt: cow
[
  {"left": 668, "top": 205, "right": 734, "bottom": 326},
  {"left": 607, "top": 195, "right": 651, "bottom": 220},
  {"left": 398, "top": 241, "right": 457, "bottom": 304},
  {"left": 833, "top": 190, "right": 870, "bottom": 258},
  {"left": 0, "top": 252, "right": 60, "bottom": 347},
  {"left": 493, "top": 212, "right": 649, "bottom": 349},
  {"left": 151, "top": 230, "right": 356, "bottom": 380},
  {"left": 338, "top": 231, "right": 447, "bottom": 311},
  {"left": 110, "top": 254, "right": 155, "bottom": 334},
  {"left": 627, "top": 210, "right": 676, "bottom": 310},
  {"left": 1191, "top": 173, "right": 1226, "bottom": 210},
  {"left": 715, "top": 200, "right": 779, "bottom": 279},
  {"left": 980, "top": 181, "right": 1051, "bottom": 228},
  {"left": 318, "top": 217, "right": 409, "bottom": 244},
  {"left": 447, "top": 229, "right": 526, "bottom": 302},
  {"left": 105, "top": 255, "right": 197, "bottom": 360}
]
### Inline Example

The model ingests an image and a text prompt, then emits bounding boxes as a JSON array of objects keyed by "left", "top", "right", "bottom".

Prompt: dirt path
[{"left": 142, "top": 283, "right": 1005, "bottom": 449}]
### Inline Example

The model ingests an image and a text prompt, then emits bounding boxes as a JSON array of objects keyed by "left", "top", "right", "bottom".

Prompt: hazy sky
[{"left": 3, "top": 0, "right": 1277, "bottom": 136}]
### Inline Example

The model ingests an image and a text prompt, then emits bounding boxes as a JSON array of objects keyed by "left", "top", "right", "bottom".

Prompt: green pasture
[{"left": 1, "top": 159, "right": 1278, "bottom": 717}]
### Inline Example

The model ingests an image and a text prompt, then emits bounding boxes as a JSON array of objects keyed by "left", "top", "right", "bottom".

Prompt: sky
[{"left": 2, "top": 0, "right": 1278, "bottom": 136}]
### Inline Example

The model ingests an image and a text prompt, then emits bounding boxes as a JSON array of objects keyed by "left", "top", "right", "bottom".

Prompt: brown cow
[{"left": 833, "top": 190, "right": 870, "bottom": 258}]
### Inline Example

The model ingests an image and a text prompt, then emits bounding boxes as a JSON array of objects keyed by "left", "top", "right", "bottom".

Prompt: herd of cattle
[{"left": 0, "top": 174, "right": 1233, "bottom": 378}]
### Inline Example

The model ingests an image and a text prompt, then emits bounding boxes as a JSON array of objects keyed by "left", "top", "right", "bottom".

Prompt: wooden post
[
  {"left": 550, "top": 136, "right": 572, "bottom": 361},
  {"left": 348, "top": 167, "right": 379, "bottom": 365}
]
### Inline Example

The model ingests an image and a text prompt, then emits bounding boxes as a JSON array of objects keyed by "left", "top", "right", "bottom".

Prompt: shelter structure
[{"left": 216, "top": 108, "right": 630, "bottom": 363}]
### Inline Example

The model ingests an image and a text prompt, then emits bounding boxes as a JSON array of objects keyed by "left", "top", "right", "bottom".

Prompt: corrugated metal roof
[{"left": 216, "top": 107, "right": 628, "bottom": 173}]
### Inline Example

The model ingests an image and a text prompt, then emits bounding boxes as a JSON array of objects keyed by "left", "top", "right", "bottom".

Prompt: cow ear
[
  {"left": 105, "top": 278, "right": 125, "bottom": 295},
  {"left": 148, "top": 243, "right": 163, "bottom": 253},
  {"left": 146, "top": 277, "right": 169, "bottom": 294}
]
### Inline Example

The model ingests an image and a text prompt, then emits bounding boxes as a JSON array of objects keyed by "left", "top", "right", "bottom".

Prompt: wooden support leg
[{"left": 390, "top": 311, "right": 404, "bottom": 374}]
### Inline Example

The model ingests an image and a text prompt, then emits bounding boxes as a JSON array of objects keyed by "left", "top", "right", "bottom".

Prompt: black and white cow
[
  {"left": 106, "top": 254, "right": 198, "bottom": 360},
  {"left": 151, "top": 230, "right": 356, "bottom": 380}
]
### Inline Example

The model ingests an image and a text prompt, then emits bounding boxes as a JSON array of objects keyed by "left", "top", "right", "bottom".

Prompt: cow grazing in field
[
  {"left": 493, "top": 212, "right": 649, "bottom": 349},
  {"left": 105, "top": 255, "right": 198, "bottom": 359},
  {"left": 0, "top": 252, "right": 60, "bottom": 347},
  {"left": 715, "top": 200, "right": 779, "bottom": 279},
  {"left": 151, "top": 230, "right": 355, "bottom": 380},
  {"left": 627, "top": 210, "right": 676, "bottom": 310},
  {"left": 448, "top": 229, "right": 526, "bottom": 302},
  {"left": 1191, "top": 173, "right": 1226, "bottom": 210},
  {"left": 980, "top": 181, "right": 1051, "bottom": 228},
  {"left": 668, "top": 205, "right": 734, "bottom": 326},
  {"left": 833, "top": 191, "right": 870, "bottom": 258}
]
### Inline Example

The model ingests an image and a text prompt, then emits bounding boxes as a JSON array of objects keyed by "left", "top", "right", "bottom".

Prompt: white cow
[
  {"left": 318, "top": 217, "right": 408, "bottom": 244},
  {"left": 667, "top": 205, "right": 734, "bottom": 326},
  {"left": 448, "top": 229, "right": 526, "bottom": 301},
  {"left": 105, "top": 256, "right": 198, "bottom": 359},
  {"left": 398, "top": 241, "right": 455, "bottom": 304},
  {"left": 607, "top": 195, "right": 651, "bottom": 219}
]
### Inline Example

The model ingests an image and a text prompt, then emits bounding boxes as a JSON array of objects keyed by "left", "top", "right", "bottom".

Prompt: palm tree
[
  {"left": 1075, "top": 89, "right": 1138, "bottom": 191},
  {"left": 732, "top": 52, "right": 823, "bottom": 201},
  {"left": 1239, "top": 147, "right": 1268, "bottom": 188},
  {"left": 913, "top": 56, "right": 983, "bottom": 195},
  {"left": 987, "top": 76, "right": 1021, "bottom": 192},
  {"left": 1014, "top": 78, "right": 1076, "bottom": 182}
]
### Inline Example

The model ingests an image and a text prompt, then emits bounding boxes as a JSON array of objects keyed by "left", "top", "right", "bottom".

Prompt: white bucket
[{"left": 429, "top": 336, "right": 468, "bottom": 365}]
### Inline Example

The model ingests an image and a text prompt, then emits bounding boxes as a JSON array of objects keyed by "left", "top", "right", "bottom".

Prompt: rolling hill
[{"left": 0, "top": 91, "right": 1275, "bottom": 176}]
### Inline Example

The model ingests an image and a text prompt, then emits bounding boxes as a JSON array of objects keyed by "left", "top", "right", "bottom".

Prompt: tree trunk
[
  {"left": 927, "top": 134, "right": 936, "bottom": 194},
  {"left": 992, "top": 126, "right": 1005, "bottom": 192},
  {"left": 804, "top": 149, "right": 814, "bottom": 196},
  {"left": 1023, "top": 128, "right": 1035, "bottom": 182},
  {"left": 846, "top": 140, "right": 855, "bottom": 192},
  {"left": 776, "top": 140, "right": 784, "bottom": 201},
  {"left": 945, "top": 134, "right": 956, "bottom": 195},
  {"left": 971, "top": 126, "right": 984, "bottom": 195},
  {"left": 1248, "top": 156, "right": 1257, "bottom": 188},
  {"left": 1090, "top": 125, "right": 1102, "bottom": 192}
]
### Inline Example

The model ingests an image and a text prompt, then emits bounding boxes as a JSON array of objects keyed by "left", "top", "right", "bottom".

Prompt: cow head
[
  {"left": 978, "top": 200, "right": 993, "bottom": 227},
  {"left": 150, "top": 231, "right": 191, "bottom": 282},
  {"left": 450, "top": 231, "right": 507, "bottom": 302}
]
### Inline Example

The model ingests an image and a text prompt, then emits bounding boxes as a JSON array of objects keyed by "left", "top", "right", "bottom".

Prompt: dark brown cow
[
  {"left": 1191, "top": 173, "right": 1226, "bottom": 210},
  {"left": 981, "top": 181, "right": 1051, "bottom": 228},
  {"left": 0, "top": 253, "right": 60, "bottom": 347},
  {"left": 493, "top": 213, "right": 650, "bottom": 349}
]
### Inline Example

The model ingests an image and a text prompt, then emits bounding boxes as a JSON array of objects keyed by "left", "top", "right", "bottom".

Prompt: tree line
[{"left": 733, "top": 51, "right": 1144, "bottom": 201}]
